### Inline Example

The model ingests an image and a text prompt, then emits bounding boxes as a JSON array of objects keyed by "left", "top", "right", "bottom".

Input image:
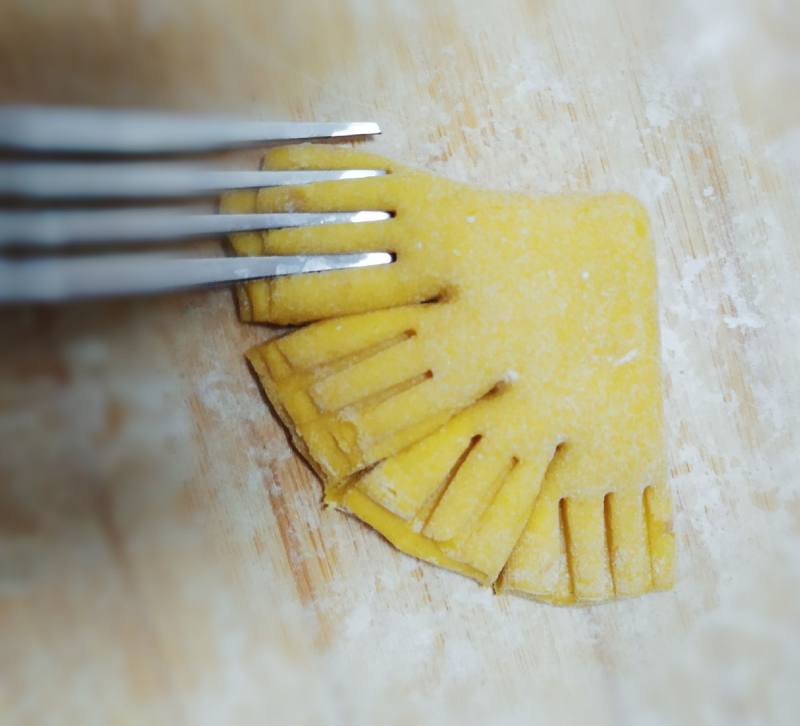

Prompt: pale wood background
[{"left": 1, "top": 1, "right": 799, "bottom": 724}]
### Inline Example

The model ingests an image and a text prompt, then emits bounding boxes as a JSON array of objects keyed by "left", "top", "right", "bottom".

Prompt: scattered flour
[
  {"left": 645, "top": 101, "right": 676, "bottom": 130},
  {"left": 613, "top": 349, "right": 640, "bottom": 366},
  {"left": 723, "top": 311, "right": 765, "bottom": 330}
]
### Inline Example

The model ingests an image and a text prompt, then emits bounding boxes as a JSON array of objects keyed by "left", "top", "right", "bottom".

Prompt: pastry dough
[{"left": 223, "top": 145, "right": 674, "bottom": 604}]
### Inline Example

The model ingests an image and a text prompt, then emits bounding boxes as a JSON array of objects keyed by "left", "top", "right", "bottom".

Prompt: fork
[{"left": 0, "top": 105, "right": 393, "bottom": 303}]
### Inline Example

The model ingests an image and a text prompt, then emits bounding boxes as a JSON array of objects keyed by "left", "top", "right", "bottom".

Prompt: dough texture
[{"left": 223, "top": 145, "right": 674, "bottom": 604}]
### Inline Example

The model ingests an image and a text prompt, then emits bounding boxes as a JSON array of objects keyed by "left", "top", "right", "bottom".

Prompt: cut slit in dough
[{"left": 223, "top": 144, "right": 675, "bottom": 605}]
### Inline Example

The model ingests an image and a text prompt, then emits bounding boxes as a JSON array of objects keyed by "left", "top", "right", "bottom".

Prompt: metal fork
[{"left": 0, "top": 105, "right": 393, "bottom": 303}]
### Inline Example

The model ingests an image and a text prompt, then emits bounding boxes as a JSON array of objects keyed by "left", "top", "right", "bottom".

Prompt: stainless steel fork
[{"left": 0, "top": 105, "right": 392, "bottom": 303}]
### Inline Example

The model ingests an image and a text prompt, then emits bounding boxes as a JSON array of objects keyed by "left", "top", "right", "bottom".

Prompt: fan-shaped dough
[{"left": 224, "top": 145, "right": 674, "bottom": 604}]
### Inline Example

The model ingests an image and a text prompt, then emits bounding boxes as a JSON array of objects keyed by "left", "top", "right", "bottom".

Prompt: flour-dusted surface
[{"left": 0, "top": 1, "right": 798, "bottom": 725}]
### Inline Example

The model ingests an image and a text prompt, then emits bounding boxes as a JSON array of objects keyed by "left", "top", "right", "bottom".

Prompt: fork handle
[{"left": 0, "top": 105, "right": 380, "bottom": 154}]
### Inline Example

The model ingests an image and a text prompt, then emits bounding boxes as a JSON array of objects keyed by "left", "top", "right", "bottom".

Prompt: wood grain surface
[{"left": 1, "top": 1, "right": 799, "bottom": 724}]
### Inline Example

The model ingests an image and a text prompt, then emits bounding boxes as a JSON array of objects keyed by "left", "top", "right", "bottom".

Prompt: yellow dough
[{"left": 223, "top": 145, "right": 674, "bottom": 605}]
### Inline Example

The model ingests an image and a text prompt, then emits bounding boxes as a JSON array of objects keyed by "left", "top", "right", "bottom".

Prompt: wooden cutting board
[{"left": 1, "top": 1, "right": 799, "bottom": 724}]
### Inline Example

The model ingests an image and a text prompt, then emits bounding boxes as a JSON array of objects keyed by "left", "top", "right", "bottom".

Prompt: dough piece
[{"left": 224, "top": 145, "right": 674, "bottom": 604}]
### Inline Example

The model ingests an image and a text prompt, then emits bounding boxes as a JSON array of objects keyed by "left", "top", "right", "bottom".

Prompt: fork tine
[
  {"left": 0, "top": 105, "right": 381, "bottom": 154},
  {"left": 0, "top": 252, "right": 394, "bottom": 303},
  {"left": 0, "top": 162, "right": 388, "bottom": 200},
  {"left": 0, "top": 209, "right": 391, "bottom": 248}
]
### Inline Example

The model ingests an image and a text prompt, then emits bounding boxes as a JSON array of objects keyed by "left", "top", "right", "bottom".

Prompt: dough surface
[{"left": 223, "top": 145, "right": 674, "bottom": 604}]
